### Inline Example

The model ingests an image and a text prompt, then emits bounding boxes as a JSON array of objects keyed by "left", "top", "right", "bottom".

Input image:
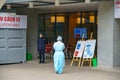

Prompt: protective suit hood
[{"left": 57, "top": 36, "right": 62, "bottom": 41}]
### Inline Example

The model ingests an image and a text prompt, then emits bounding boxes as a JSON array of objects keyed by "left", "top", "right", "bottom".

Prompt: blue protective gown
[{"left": 53, "top": 41, "right": 65, "bottom": 74}]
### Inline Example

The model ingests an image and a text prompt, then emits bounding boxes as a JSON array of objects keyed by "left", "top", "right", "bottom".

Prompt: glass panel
[
  {"left": 44, "top": 14, "right": 55, "bottom": 43},
  {"left": 89, "top": 12, "right": 95, "bottom": 23},
  {"left": 55, "top": 14, "right": 68, "bottom": 44},
  {"left": 38, "top": 15, "right": 44, "bottom": 34},
  {"left": 82, "top": 12, "right": 89, "bottom": 24},
  {"left": 81, "top": 12, "right": 97, "bottom": 39},
  {"left": 69, "top": 13, "right": 80, "bottom": 51},
  {"left": 39, "top": 14, "right": 68, "bottom": 44},
  {"left": 51, "top": 16, "right": 65, "bottom": 23},
  {"left": 76, "top": 13, "right": 81, "bottom": 27}
]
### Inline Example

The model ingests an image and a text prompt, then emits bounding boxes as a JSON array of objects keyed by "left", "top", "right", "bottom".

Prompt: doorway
[{"left": 38, "top": 11, "right": 97, "bottom": 57}]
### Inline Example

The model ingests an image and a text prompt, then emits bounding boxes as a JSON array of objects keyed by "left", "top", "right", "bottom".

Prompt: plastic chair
[
  {"left": 45, "top": 43, "right": 53, "bottom": 59},
  {"left": 64, "top": 44, "right": 71, "bottom": 59}
]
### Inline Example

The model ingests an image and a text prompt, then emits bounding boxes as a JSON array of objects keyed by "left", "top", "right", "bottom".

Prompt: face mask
[{"left": 40, "top": 34, "right": 43, "bottom": 38}]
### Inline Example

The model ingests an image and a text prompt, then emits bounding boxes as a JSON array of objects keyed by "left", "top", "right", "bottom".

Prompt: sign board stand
[
  {"left": 81, "top": 58, "right": 92, "bottom": 67},
  {"left": 81, "top": 32, "right": 94, "bottom": 67},
  {"left": 70, "top": 57, "right": 82, "bottom": 67},
  {"left": 70, "top": 34, "right": 85, "bottom": 67}
]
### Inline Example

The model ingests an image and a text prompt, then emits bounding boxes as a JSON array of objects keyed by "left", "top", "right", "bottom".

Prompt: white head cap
[{"left": 57, "top": 36, "right": 62, "bottom": 41}]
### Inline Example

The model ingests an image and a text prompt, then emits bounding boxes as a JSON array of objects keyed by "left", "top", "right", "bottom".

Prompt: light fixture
[
  {"left": 51, "top": 16, "right": 65, "bottom": 23},
  {"left": 77, "top": 18, "right": 85, "bottom": 24},
  {"left": 77, "top": 18, "right": 80, "bottom": 24},
  {"left": 89, "top": 16, "right": 95, "bottom": 23},
  {"left": 51, "top": 16, "right": 55, "bottom": 23}
]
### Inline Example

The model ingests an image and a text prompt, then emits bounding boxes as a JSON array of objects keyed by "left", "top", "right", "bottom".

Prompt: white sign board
[
  {"left": 0, "top": 13, "right": 27, "bottom": 29},
  {"left": 83, "top": 40, "right": 96, "bottom": 58},
  {"left": 73, "top": 41, "right": 85, "bottom": 57},
  {"left": 114, "top": 0, "right": 120, "bottom": 18}
]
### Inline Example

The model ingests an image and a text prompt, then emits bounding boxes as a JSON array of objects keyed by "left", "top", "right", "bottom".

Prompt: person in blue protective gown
[{"left": 53, "top": 36, "right": 65, "bottom": 74}]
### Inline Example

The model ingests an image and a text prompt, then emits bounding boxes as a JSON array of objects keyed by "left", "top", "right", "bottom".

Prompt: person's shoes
[
  {"left": 56, "top": 71, "right": 58, "bottom": 74},
  {"left": 56, "top": 71, "right": 62, "bottom": 74},
  {"left": 39, "top": 61, "right": 42, "bottom": 64}
]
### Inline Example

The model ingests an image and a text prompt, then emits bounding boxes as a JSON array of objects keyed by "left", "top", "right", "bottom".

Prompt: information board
[
  {"left": 74, "top": 28, "right": 87, "bottom": 38},
  {"left": 73, "top": 41, "right": 85, "bottom": 57},
  {"left": 83, "top": 40, "right": 96, "bottom": 58}
]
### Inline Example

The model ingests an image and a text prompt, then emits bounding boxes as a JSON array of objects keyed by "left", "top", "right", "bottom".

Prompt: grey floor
[{"left": 0, "top": 59, "right": 120, "bottom": 80}]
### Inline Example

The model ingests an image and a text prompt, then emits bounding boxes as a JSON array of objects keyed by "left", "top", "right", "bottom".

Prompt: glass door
[{"left": 38, "top": 14, "right": 68, "bottom": 44}]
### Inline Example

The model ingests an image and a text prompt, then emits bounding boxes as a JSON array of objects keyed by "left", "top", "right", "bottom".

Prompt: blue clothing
[
  {"left": 37, "top": 37, "right": 46, "bottom": 63},
  {"left": 37, "top": 37, "right": 46, "bottom": 51},
  {"left": 53, "top": 41, "right": 65, "bottom": 74},
  {"left": 39, "top": 50, "right": 45, "bottom": 63}
]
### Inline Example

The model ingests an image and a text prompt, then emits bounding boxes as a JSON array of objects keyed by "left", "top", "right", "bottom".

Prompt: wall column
[
  {"left": 17, "top": 9, "right": 38, "bottom": 59},
  {"left": 98, "top": 1, "right": 114, "bottom": 68}
]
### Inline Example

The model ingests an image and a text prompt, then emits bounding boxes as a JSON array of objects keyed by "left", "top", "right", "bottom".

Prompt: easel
[
  {"left": 70, "top": 34, "right": 85, "bottom": 67},
  {"left": 81, "top": 32, "right": 93, "bottom": 67}
]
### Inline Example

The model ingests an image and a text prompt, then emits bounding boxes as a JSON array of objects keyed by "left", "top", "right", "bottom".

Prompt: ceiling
[{"left": 2, "top": 0, "right": 114, "bottom": 13}]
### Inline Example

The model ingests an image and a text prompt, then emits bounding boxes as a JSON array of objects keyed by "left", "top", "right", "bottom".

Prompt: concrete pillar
[
  {"left": 113, "top": 19, "right": 120, "bottom": 67},
  {"left": 98, "top": 1, "right": 120, "bottom": 68},
  {"left": 7, "top": 4, "right": 11, "bottom": 9},
  {"left": 16, "top": 9, "right": 38, "bottom": 59},
  {"left": 27, "top": 14, "right": 38, "bottom": 59},
  {"left": 98, "top": 1, "right": 114, "bottom": 68},
  {"left": 85, "top": 0, "right": 90, "bottom": 3},
  {"left": 28, "top": 2, "right": 33, "bottom": 8},
  {"left": 0, "top": 0, "right": 6, "bottom": 9},
  {"left": 55, "top": 0, "right": 60, "bottom": 6}
]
